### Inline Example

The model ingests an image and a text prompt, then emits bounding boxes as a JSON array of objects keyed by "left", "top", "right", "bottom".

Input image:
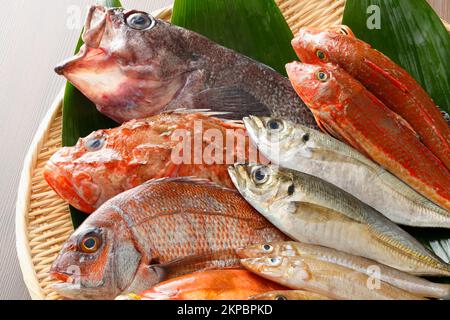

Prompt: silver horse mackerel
[
  {"left": 228, "top": 163, "right": 450, "bottom": 276},
  {"left": 239, "top": 241, "right": 450, "bottom": 299},
  {"left": 55, "top": 5, "right": 317, "bottom": 127},
  {"left": 243, "top": 116, "right": 450, "bottom": 228}
]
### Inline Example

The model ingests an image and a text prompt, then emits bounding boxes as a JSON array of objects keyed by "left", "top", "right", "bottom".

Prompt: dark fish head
[
  {"left": 49, "top": 209, "right": 144, "bottom": 299},
  {"left": 55, "top": 5, "right": 190, "bottom": 123},
  {"left": 292, "top": 26, "right": 356, "bottom": 65},
  {"left": 286, "top": 62, "right": 346, "bottom": 109}
]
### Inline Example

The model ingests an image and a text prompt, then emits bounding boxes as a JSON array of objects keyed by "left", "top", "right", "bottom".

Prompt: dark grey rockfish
[{"left": 55, "top": 5, "right": 317, "bottom": 127}]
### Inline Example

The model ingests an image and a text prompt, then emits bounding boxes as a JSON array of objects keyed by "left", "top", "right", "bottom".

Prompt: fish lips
[
  {"left": 243, "top": 116, "right": 264, "bottom": 145},
  {"left": 44, "top": 161, "right": 99, "bottom": 213},
  {"left": 55, "top": 6, "right": 110, "bottom": 75},
  {"left": 227, "top": 164, "right": 249, "bottom": 192},
  {"left": 55, "top": 45, "right": 108, "bottom": 76}
]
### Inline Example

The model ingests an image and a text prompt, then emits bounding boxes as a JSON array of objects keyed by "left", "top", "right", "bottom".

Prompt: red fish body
[
  {"left": 286, "top": 62, "right": 450, "bottom": 211},
  {"left": 134, "top": 269, "right": 285, "bottom": 300},
  {"left": 292, "top": 27, "right": 450, "bottom": 169},
  {"left": 50, "top": 178, "right": 287, "bottom": 300},
  {"left": 44, "top": 112, "right": 262, "bottom": 213}
]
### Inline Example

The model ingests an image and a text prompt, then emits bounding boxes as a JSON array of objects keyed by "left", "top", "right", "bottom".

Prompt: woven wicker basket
[{"left": 16, "top": 0, "right": 450, "bottom": 300}]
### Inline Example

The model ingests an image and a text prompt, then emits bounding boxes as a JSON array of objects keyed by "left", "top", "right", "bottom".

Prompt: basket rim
[
  {"left": 14, "top": 5, "right": 174, "bottom": 301},
  {"left": 15, "top": 2, "right": 450, "bottom": 300},
  {"left": 15, "top": 88, "right": 64, "bottom": 300}
]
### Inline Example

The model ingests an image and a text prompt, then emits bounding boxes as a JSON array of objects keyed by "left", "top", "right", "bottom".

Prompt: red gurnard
[
  {"left": 286, "top": 62, "right": 450, "bottom": 211},
  {"left": 44, "top": 112, "right": 262, "bottom": 213},
  {"left": 292, "top": 26, "right": 450, "bottom": 169},
  {"left": 133, "top": 270, "right": 285, "bottom": 300}
]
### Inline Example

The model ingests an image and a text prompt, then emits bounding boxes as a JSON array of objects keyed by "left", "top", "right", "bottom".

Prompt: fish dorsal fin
[
  {"left": 148, "top": 249, "right": 238, "bottom": 280},
  {"left": 191, "top": 86, "right": 271, "bottom": 120},
  {"left": 166, "top": 108, "right": 245, "bottom": 128},
  {"left": 170, "top": 108, "right": 231, "bottom": 117},
  {"left": 144, "top": 176, "right": 237, "bottom": 192}
]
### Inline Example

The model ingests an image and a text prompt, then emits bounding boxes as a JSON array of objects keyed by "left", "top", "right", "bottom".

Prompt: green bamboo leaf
[
  {"left": 343, "top": 0, "right": 450, "bottom": 265},
  {"left": 171, "top": 0, "right": 297, "bottom": 76},
  {"left": 62, "top": 0, "right": 122, "bottom": 228},
  {"left": 343, "top": 0, "right": 450, "bottom": 114}
]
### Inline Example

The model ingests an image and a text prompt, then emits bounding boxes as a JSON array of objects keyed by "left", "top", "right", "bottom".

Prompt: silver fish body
[
  {"left": 240, "top": 256, "right": 424, "bottom": 300},
  {"left": 238, "top": 241, "right": 450, "bottom": 299},
  {"left": 228, "top": 163, "right": 450, "bottom": 276},
  {"left": 243, "top": 116, "right": 450, "bottom": 228}
]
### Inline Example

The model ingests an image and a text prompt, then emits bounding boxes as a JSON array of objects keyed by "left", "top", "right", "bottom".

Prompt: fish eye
[
  {"left": 268, "top": 257, "right": 281, "bottom": 266},
  {"left": 275, "top": 295, "right": 287, "bottom": 300},
  {"left": 266, "top": 119, "right": 284, "bottom": 132},
  {"left": 316, "top": 71, "right": 329, "bottom": 82},
  {"left": 251, "top": 166, "right": 270, "bottom": 185},
  {"left": 79, "top": 230, "right": 102, "bottom": 254},
  {"left": 126, "top": 12, "right": 156, "bottom": 30},
  {"left": 302, "top": 133, "right": 310, "bottom": 142},
  {"left": 316, "top": 50, "right": 327, "bottom": 61},
  {"left": 262, "top": 244, "right": 273, "bottom": 252},
  {"left": 85, "top": 136, "right": 105, "bottom": 152}
]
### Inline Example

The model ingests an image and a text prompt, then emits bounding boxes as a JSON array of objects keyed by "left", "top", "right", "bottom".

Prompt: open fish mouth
[
  {"left": 44, "top": 161, "right": 99, "bottom": 213},
  {"left": 55, "top": 46, "right": 108, "bottom": 75},
  {"left": 55, "top": 6, "right": 109, "bottom": 75}
]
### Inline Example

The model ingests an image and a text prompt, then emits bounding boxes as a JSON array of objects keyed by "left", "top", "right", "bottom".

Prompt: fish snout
[
  {"left": 227, "top": 164, "right": 249, "bottom": 191},
  {"left": 243, "top": 116, "right": 264, "bottom": 142},
  {"left": 44, "top": 162, "right": 99, "bottom": 213}
]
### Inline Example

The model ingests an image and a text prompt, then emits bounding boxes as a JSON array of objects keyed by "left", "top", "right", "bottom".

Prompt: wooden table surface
[{"left": 0, "top": 0, "right": 448, "bottom": 300}]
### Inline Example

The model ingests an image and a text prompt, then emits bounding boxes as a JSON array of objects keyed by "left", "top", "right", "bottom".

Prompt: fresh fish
[
  {"left": 292, "top": 26, "right": 450, "bottom": 169},
  {"left": 243, "top": 116, "right": 450, "bottom": 228},
  {"left": 50, "top": 177, "right": 287, "bottom": 299},
  {"left": 249, "top": 290, "right": 331, "bottom": 300},
  {"left": 130, "top": 270, "right": 285, "bottom": 300},
  {"left": 286, "top": 62, "right": 450, "bottom": 211},
  {"left": 54, "top": 5, "right": 317, "bottom": 127},
  {"left": 228, "top": 163, "right": 450, "bottom": 276},
  {"left": 44, "top": 111, "right": 262, "bottom": 213},
  {"left": 238, "top": 241, "right": 450, "bottom": 299},
  {"left": 240, "top": 256, "right": 424, "bottom": 300}
]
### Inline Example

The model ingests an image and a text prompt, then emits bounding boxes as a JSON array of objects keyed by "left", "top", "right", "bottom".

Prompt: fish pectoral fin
[
  {"left": 363, "top": 58, "right": 409, "bottom": 93},
  {"left": 292, "top": 201, "right": 360, "bottom": 224},
  {"left": 147, "top": 249, "right": 238, "bottom": 279},
  {"left": 191, "top": 86, "right": 271, "bottom": 120}
]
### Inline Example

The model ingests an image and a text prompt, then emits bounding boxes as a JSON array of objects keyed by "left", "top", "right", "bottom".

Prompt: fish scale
[
  {"left": 45, "top": 112, "right": 256, "bottom": 213},
  {"left": 239, "top": 242, "right": 450, "bottom": 299},
  {"left": 286, "top": 62, "right": 450, "bottom": 211},
  {"left": 55, "top": 5, "right": 317, "bottom": 127},
  {"left": 292, "top": 27, "right": 450, "bottom": 169},
  {"left": 245, "top": 116, "right": 450, "bottom": 227},
  {"left": 229, "top": 163, "right": 450, "bottom": 276},
  {"left": 50, "top": 177, "right": 287, "bottom": 299}
]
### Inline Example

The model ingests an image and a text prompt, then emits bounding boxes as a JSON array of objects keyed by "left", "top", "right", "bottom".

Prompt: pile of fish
[{"left": 45, "top": 6, "right": 450, "bottom": 300}]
